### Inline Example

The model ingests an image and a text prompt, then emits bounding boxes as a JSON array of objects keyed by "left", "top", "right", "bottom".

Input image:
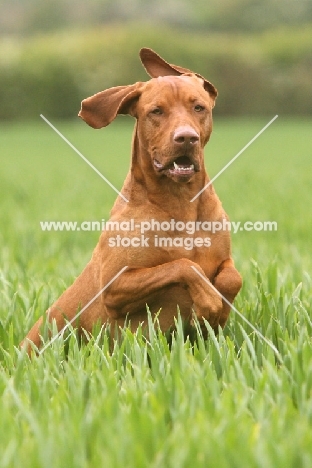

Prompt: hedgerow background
[{"left": 0, "top": 0, "right": 312, "bottom": 120}]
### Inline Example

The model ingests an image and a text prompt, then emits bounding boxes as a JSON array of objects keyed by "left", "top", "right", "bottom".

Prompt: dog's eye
[
  {"left": 150, "top": 107, "right": 163, "bottom": 115},
  {"left": 194, "top": 104, "right": 205, "bottom": 112}
]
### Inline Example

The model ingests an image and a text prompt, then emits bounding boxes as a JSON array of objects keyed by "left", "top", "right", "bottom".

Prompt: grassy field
[{"left": 0, "top": 116, "right": 312, "bottom": 467}]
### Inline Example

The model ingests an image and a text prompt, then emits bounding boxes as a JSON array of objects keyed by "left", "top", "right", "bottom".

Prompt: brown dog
[{"left": 21, "top": 48, "right": 242, "bottom": 354}]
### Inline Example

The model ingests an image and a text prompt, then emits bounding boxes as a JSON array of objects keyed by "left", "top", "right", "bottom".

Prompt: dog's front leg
[
  {"left": 102, "top": 258, "right": 223, "bottom": 329},
  {"left": 212, "top": 258, "right": 242, "bottom": 329}
]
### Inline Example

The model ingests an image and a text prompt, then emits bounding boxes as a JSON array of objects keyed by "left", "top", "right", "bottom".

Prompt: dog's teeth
[{"left": 172, "top": 161, "right": 194, "bottom": 173}]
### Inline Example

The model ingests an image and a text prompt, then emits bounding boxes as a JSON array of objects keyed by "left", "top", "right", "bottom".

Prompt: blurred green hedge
[{"left": 1, "top": 23, "right": 312, "bottom": 119}]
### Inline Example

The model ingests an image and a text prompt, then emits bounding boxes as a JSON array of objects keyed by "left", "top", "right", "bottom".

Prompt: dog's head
[{"left": 79, "top": 48, "right": 217, "bottom": 183}]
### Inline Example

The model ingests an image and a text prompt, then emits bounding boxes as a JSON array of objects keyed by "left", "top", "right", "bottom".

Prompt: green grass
[{"left": 0, "top": 117, "right": 312, "bottom": 467}]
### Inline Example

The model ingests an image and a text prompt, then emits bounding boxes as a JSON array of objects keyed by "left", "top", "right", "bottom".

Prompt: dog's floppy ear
[
  {"left": 140, "top": 48, "right": 217, "bottom": 101},
  {"left": 79, "top": 82, "right": 144, "bottom": 129}
]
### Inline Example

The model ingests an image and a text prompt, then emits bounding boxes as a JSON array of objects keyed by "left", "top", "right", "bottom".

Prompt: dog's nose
[{"left": 173, "top": 126, "right": 199, "bottom": 146}]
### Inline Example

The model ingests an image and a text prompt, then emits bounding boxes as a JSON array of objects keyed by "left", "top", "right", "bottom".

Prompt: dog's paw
[{"left": 192, "top": 292, "right": 223, "bottom": 330}]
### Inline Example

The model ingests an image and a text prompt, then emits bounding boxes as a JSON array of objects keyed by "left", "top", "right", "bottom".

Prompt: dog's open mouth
[{"left": 153, "top": 156, "right": 197, "bottom": 177}]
